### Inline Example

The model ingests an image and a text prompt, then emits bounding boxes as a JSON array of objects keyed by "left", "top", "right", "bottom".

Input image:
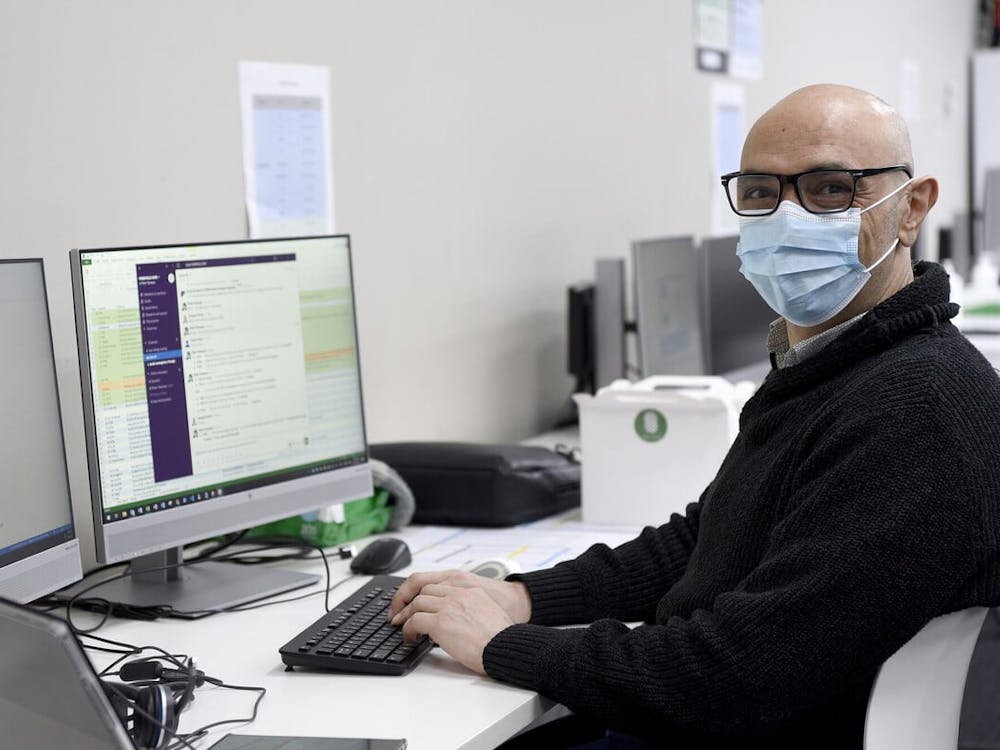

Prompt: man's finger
[
  {"left": 402, "top": 611, "right": 435, "bottom": 643},
  {"left": 389, "top": 571, "right": 446, "bottom": 617},
  {"left": 391, "top": 591, "right": 447, "bottom": 625},
  {"left": 416, "top": 582, "right": 458, "bottom": 599}
]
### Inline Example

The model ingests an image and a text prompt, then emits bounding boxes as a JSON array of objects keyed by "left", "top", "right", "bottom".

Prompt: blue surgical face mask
[{"left": 736, "top": 178, "right": 912, "bottom": 327}]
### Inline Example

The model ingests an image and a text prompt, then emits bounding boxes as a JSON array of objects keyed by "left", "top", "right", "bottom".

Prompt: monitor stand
[{"left": 89, "top": 547, "right": 320, "bottom": 618}]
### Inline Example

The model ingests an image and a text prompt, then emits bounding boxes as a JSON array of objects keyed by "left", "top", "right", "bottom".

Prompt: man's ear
[{"left": 899, "top": 175, "right": 939, "bottom": 249}]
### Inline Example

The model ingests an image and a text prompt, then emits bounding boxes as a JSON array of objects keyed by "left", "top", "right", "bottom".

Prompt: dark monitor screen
[
  {"left": 567, "top": 283, "right": 595, "bottom": 393},
  {"left": 700, "top": 235, "right": 774, "bottom": 378}
]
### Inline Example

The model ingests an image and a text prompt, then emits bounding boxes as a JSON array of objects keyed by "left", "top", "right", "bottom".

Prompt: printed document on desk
[{"left": 405, "top": 510, "right": 641, "bottom": 572}]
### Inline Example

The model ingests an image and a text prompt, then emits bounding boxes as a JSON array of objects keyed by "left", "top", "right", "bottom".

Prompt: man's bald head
[
  {"left": 733, "top": 83, "right": 938, "bottom": 344},
  {"left": 742, "top": 84, "right": 913, "bottom": 175}
]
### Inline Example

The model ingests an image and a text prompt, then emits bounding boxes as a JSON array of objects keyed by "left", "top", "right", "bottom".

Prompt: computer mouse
[{"left": 350, "top": 537, "right": 412, "bottom": 575}]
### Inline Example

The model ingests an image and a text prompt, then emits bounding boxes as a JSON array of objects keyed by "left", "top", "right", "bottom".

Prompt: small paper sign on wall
[
  {"left": 710, "top": 82, "right": 745, "bottom": 236},
  {"left": 695, "top": 0, "right": 730, "bottom": 73},
  {"left": 728, "top": 0, "right": 763, "bottom": 80},
  {"left": 694, "top": 0, "right": 763, "bottom": 79},
  {"left": 239, "top": 62, "right": 335, "bottom": 239}
]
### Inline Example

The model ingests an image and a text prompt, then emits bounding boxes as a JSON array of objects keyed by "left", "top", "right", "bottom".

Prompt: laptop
[
  {"left": 0, "top": 598, "right": 408, "bottom": 750},
  {"left": 0, "top": 597, "right": 136, "bottom": 749}
]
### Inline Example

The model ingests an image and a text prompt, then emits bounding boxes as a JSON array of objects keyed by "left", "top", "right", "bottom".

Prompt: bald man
[{"left": 389, "top": 85, "right": 1000, "bottom": 749}]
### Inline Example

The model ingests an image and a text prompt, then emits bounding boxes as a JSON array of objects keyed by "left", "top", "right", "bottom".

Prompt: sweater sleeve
[
  {"left": 484, "top": 399, "right": 994, "bottom": 741},
  {"left": 510, "top": 500, "right": 702, "bottom": 625}
]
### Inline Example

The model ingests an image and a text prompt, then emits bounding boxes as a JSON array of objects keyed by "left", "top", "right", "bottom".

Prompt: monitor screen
[
  {"left": 0, "top": 260, "right": 82, "bottom": 603},
  {"left": 701, "top": 235, "right": 774, "bottom": 381},
  {"left": 71, "top": 235, "right": 372, "bottom": 614},
  {"left": 632, "top": 236, "right": 704, "bottom": 377},
  {"left": 566, "top": 283, "right": 596, "bottom": 394}
]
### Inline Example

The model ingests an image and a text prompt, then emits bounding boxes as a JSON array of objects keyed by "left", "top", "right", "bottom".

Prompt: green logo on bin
[{"left": 634, "top": 409, "right": 667, "bottom": 442}]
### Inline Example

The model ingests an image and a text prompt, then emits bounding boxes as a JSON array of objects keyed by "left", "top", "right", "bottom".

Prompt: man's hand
[
  {"left": 389, "top": 569, "right": 532, "bottom": 624},
  {"left": 387, "top": 570, "right": 532, "bottom": 675}
]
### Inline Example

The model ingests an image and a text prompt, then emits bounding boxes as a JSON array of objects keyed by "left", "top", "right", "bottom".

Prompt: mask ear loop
[
  {"left": 860, "top": 177, "right": 914, "bottom": 214},
  {"left": 865, "top": 239, "right": 900, "bottom": 273},
  {"left": 860, "top": 177, "right": 912, "bottom": 272}
]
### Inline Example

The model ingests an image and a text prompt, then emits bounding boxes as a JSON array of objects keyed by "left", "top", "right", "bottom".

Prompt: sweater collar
[
  {"left": 767, "top": 312, "right": 866, "bottom": 369},
  {"left": 756, "top": 261, "right": 958, "bottom": 400}
]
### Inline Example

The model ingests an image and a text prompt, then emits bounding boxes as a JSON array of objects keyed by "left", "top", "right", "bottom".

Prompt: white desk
[
  {"left": 83, "top": 514, "right": 640, "bottom": 750},
  {"left": 89, "top": 578, "right": 550, "bottom": 750}
]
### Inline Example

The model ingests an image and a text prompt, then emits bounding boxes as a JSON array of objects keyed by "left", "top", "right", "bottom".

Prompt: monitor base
[{"left": 89, "top": 555, "right": 320, "bottom": 618}]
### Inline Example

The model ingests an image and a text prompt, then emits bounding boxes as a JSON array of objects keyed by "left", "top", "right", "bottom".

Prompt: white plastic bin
[{"left": 573, "top": 376, "right": 753, "bottom": 526}]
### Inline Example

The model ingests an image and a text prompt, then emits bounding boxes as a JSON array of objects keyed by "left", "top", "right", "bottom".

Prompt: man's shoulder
[
  {"left": 854, "top": 324, "right": 1000, "bottom": 416},
  {"left": 891, "top": 323, "right": 996, "bottom": 380},
  {"left": 812, "top": 323, "right": 998, "bottom": 413}
]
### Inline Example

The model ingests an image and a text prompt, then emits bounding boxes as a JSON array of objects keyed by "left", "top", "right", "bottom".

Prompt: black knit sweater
[{"left": 484, "top": 262, "right": 1000, "bottom": 748}]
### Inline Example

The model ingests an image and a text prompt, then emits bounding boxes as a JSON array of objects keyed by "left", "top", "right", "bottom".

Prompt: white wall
[{"left": 0, "top": 1, "right": 975, "bottom": 567}]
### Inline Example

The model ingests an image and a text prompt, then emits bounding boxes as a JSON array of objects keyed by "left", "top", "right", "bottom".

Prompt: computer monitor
[
  {"left": 952, "top": 211, "right": 972, "bottom": 281},
  {"left": 700, "top": 235, "right": 774, "bottom": 381},
  {"left": 0, "top": 260, "right": 83, "bottom": 603},
  {"left": 632, "top": 236, "right": 704, "bottom": 377},
  {"left": 566, "top": 283, "right": 596, "bottom": 394},
  {"left": 70, "top": 235, "right": 373, "bottom": 615},
  {"left": 984, "top": 168, "right": 1000, "bottom": 256},
  {"left": 594, "top": 258, "right": 627, "bottom": 388}
]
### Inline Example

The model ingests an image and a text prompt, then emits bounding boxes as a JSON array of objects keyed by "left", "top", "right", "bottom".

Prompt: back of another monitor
[
  {"left": 952, "top": 211, "right": 972, "bottom": 281},
  {"left": 594, "top": 258, "right": 627, "bottom": 388},
  {"left": 701, "top": 235, "right": 774, "bottom": 380},
  {"left": 632, "top": 236, "right": 704, "bottom": 378},
  {"left": 984, "top": 168, "right": 1000, "bottom": 255}
]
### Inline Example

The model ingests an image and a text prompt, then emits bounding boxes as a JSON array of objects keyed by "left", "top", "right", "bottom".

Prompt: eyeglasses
[{"left": 720, "top": 165, "right": 912, "bottom": 216}]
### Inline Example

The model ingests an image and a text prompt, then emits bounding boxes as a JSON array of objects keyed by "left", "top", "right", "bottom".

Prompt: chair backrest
[{"left": 864, "top": 607, "right": 988, "bottom": 750}]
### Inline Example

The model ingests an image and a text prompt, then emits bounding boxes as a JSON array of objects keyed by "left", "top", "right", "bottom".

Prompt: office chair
[{"left": 864, "top": 607, "right": 988, "bottom": 750}]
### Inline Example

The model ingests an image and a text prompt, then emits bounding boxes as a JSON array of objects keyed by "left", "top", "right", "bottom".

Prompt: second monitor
[
  {"left": 632, "top": 235, "right": 774, "bottom": 381},
  {"left": 632, "top": 236, "right": 704, "bottom": 377},
  {"left": 700, "top": 235, "right": 775, "bottom": 380},
  {"left": 71, "top": 235, "right": 373, "bottom": 615},
  {"left": 0, "top": 260, "right": 83, "bottom": 604}
]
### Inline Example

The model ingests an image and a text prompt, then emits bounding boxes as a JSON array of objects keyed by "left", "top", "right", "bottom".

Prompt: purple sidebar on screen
[
  {"left": 137, "top": 262, "right": 192, "bottom": 482},
  {"left": 136, "top": 254, "right": 296, "bottom": 485}
]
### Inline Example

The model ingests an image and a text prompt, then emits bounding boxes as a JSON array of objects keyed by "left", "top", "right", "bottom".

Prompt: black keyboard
[{"left": 279, "top": 575, "right": 433, "bottom": 676}]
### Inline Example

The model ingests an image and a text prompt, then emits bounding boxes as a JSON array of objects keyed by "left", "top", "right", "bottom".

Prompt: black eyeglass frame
[{"left": 719, "top": 165, "right": 913, "bottom": 216}]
